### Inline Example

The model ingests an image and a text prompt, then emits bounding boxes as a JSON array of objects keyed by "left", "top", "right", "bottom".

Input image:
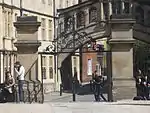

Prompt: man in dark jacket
[{"left": 93, "top": 70, "right": 106, "bottom": 101}]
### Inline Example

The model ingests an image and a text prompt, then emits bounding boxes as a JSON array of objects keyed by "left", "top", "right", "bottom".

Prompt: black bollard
[
  {"left": 90, "top": 80, "right": 93, "bottom": 92},
  {"left": 60, "top": 84, "right": 63, "bottom": 96},
  {"left": 72, "top": 80, "right": 76, "bottom": 101}
]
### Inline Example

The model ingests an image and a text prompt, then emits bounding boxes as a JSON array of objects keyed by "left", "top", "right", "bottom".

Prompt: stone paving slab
[{"left": 0, "top": 103, "right": 53, "bottom": 113}]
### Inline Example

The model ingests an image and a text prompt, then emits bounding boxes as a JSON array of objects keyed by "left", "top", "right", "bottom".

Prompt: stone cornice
[
  {"left": 14, "top": 40, "right": 41, "bottom": 47},
  {"left": 109, "top": 38, "right": 136, "bottom": 44}
]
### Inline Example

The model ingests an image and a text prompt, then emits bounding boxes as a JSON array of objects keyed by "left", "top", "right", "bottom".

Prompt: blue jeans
[
  {"left": 94, "top": 83, "right": 107, "bottom": 102},
  {"left": 18, "top": 80, "right": 24, "bottom": 102}
]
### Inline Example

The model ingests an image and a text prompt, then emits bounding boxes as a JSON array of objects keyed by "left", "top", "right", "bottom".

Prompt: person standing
[
  {"left": 14, "top": 61, "right": 25, "bottom": 102},
  {"left": 93, "top": 70, "right": 101, "bottom": 101}
]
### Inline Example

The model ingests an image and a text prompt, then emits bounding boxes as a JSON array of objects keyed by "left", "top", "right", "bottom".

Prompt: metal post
[
  {"left": 20, "top": 0, "right": 23, "bottom": 16},
  {"left": 40, "top": 54, "right": 44, "bottom": 103},
  {"left": 60, "top": 83, "right": 63, "bottom": 96},
  {"left": 106, "top": 51, "right": 113, "bottom": 102},
  {"left": 72, "top": 79, "right": 76, "bottom": 101}
]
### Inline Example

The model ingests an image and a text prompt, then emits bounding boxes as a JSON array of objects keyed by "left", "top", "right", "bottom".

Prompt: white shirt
[{"left": 15, "top": 65, "right": 25, "bottom": 80}]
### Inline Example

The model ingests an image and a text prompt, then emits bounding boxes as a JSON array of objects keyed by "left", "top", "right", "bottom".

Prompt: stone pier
[
  {"left": 109, "top": 18, "right": 136, "bottom": 101},
  {"left": 14, "top": 16, "right": 41, "bottom": 81}
]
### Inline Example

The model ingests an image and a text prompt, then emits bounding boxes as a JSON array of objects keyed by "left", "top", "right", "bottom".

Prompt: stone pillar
[
  {"left": 14, "top": 16, "right": 41, "bottom": 81},
  {"left": 109, "top": 18, "right": 136, "bottom": 101}
]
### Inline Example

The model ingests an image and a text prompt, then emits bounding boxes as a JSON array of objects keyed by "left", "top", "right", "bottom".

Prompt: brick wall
[{"left": 81, "top": 48, "right": 98, "bottom": 83}]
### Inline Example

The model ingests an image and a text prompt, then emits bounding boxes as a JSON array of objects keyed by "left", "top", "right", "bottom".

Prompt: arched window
[
  {"left": 89, "top": 7, "right": 97, "bottom": 23},
  {"left": 77, "top": 11, "right": 85, "bottom": 28}
]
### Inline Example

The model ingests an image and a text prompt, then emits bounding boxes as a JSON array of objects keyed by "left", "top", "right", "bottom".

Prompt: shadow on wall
[
  {"left": 60, "top": 56, "right": 73, "bottom": 91},
  {"left": 24, "top": 58, "right": 39, "bottom": 82}
]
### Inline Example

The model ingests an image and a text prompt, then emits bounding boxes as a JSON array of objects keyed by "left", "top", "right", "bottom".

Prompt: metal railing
[{"left": 14, "top": 80, "right": 43, "bottom": 103}]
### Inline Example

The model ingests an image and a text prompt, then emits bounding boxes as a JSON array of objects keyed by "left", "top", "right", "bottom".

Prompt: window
[
  {"left": 49, "top": 56, "right": 53, "bottom": 79},
  {"left": 41, "top": 18, "right": 46, "bottom": 40},
  {"left": 4, "top": 11, "right": 7, "bottom": 37},
  {"left": 72, "top": 57, "right": 77, "bottom": 76},
  {"left": 3, "top": 11, "right": 12, "bottom": 37},
  {"left": 4, "top": 53, "right": 11, "bottom": 75},
  {"left": 96, "top": 64, "right": 102, "bottom": 76},
  {"left": 42, "top": 56, "right": 46, "bottom": 79},
  {"left": 58, "top": 22, "right": 64, "bottom": 34},
  {"left": 73, "top": 57, "right": 77, "bottom": 67},
  {"left": 64, "top": 16, "right": 73, "bottom": 32},
  {"left": 87, "top": 59, "right": 92, "bottom": 76},
  {"left": 8, "top": 12, "right": 12, "bottom": 37},
  {"left": 89, "top": 7, "right": 97, "bottom": 23},
  {"left": 48, "top": 20, "right": 52, "bottom": 40},
  {"left": 77, "top": 11, "right": 85, "bottom": 28}
]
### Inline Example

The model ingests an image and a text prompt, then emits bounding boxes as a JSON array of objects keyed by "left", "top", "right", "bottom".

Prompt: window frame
[
  {"left": 89, "top": 7, "right": 97, "bottom": 23},
  {"left": 41, "top": 18, "right": 46, "bottom": 40},
  {"left": 76, "top": 11, "right": 85, "bottom": 28},
  {"left": 42, "top": 56, "right": 47, "bottom": 79},
  {"left": 48, "top": 19, "right": 52, "bottom": 41},
  {"left": 48, "top": 56, "right": 54, "bottom": 80}
]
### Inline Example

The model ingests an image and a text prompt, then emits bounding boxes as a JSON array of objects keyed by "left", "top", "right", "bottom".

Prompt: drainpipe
[
  {"left": 20, "top": 0, "right": 23, "bottom": 16},
  {"left": 53, "top": 0, "right": 56, "bottom": 74}
]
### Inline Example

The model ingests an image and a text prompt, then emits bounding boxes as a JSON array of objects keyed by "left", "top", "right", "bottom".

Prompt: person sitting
[{"left": 0, "top": 71, "right": 15, "bottom": 102}]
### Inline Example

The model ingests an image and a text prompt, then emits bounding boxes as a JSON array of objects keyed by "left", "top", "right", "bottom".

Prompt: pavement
[
  {"left": 44, "top": 91, "right": 108, "bottom": 102},
  {"left": 0, "top": 101, "right": 150, "bottom": 113},
  {"left": 49, "top": 102, "right": 150, "bottom": 113},
  {"left": 1, "top": 88, "right": 150, "bottom": 113}
]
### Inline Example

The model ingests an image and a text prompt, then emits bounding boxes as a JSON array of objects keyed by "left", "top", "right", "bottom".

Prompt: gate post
[
  {"left": 14, "top": 16, "right": 41, "bottom": 81},
  {"left": 109, "top": 16, "right": 136, "bottom": 101},
  {"left": 14, "top": 16, "right": 41, "bottom": 102}
]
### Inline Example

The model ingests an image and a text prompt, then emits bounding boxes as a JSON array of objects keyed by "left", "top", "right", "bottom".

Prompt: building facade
[
  {"left": 0, "top": 0, "right": 79, "bottom": 92},
  {"left": 0, "top": 0, "right": 56, "bottom": 92}
]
